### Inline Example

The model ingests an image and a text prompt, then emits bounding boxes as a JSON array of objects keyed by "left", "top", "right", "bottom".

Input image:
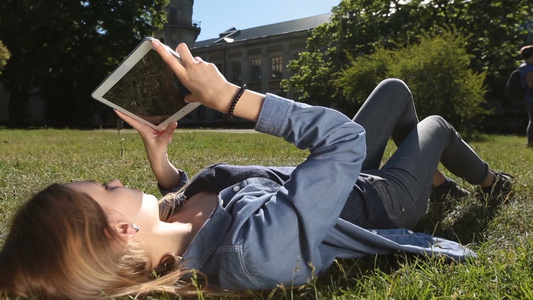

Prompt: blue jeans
[{"left": 353, "top": 79, "right": 490, "bottom": 228}]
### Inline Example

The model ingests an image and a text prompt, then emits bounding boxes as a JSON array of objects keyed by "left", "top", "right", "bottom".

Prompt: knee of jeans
[
  {"left": 421, "top": 115, "right": 447, "bottom": 126},
  {"left": 421, "top": 115, "right": 460, "bottom": 139},
  {"left": 378, "top": 78, "right": 409, "bottom": 92},
  {"left": 378, "top": 78, "right": 413, "bottom": 103}
]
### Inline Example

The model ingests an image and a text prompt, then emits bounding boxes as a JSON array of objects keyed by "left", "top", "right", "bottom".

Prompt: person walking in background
[{"left": 519, "top": 45, "right": 533, "bottom": 147}]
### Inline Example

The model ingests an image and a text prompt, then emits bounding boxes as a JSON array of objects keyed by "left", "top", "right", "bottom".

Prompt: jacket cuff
[
  {"left": 157, "top": 170, "right": 189, "bottom": 196},
  {"left": 255, "top": 93, "right": 295, "bottom": 137}
]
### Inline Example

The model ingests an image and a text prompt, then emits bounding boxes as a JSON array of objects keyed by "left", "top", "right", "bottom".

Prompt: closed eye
[{"left": 88, "top": 180, "right": 110, "bottom": 191}]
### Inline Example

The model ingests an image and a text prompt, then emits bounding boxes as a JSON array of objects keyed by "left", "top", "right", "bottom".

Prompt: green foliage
[
  {"left": 337, "top": 30, "right": 489, "bottom": 134},
  {"left": 334, "top": 49, "right": 392, "bottom": 103},
  {"left": 0, "top": 0, "right": 169, "bottom": 127},
  {"left": 0, "top": 40, "right": 10, "bottom": 75},
  {"left": 284, "top": 0, "right": 433, "bottom": 107},
  {"left": 283, "top": 0, "right": 532, "bottom": 112},
  {"left": 283, "top": 51, "right": 334, "bottom": 104}
]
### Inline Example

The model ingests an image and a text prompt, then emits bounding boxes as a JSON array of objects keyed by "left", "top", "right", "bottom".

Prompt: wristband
[{"left": 228, "top": 84, "right": 247, "bottom": 118}]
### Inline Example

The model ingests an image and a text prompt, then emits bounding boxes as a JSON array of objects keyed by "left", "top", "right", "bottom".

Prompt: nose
[{"left": 107, "top": 179, "right": 123, "bottom": 188}]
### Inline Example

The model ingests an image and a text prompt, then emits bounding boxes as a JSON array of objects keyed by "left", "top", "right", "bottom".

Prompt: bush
[
  {"left": 0, "top": 40, "right": 10, "bottom": 74},
  {"left": 336, "top": 29, "right": 489, "bottom": 136}
]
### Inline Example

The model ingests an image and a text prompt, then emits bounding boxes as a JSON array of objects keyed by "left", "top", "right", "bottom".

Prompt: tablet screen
[{"left": 102, "top": 49, "right": 190, "bottom": 126}]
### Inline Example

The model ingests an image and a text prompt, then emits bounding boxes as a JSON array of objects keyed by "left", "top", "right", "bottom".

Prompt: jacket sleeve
[
  {"left": 228, "top": 93, "right": 366, "bottom": 289},
  {"left": 157, "top": 170, "right": 189, "bottom": 196}
]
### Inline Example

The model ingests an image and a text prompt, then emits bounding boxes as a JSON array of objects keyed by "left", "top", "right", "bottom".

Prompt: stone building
[
  {"left": 155, "top": 0, "right": 200, "bottom": 49},
  {"left": 184, "top": 13, "right": 332, "bottom": 126}
]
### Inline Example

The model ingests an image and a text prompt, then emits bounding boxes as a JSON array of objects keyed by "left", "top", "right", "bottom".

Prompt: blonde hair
[
  {"left": 0, "top": 184, "right": 198, "bottom": 299},
  {"left": 158, "top": 187, "right": 188, "bottom": 222}
]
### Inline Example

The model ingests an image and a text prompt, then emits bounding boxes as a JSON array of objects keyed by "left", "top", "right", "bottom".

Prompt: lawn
[{"left": 1, "top": 129, "right": 533, "bottom": 299}]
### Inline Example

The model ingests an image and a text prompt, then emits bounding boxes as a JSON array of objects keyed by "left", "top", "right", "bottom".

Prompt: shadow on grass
[
  {"left": 414, "top": 194, "right": 511, "bottom": 245},
  {"left": 306, "top": 195, "right": 511, "bottom": 298}
]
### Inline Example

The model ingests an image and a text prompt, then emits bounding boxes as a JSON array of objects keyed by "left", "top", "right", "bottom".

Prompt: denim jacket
[{"left": 166, "top": 94, "right": 475, "bottom": 290}]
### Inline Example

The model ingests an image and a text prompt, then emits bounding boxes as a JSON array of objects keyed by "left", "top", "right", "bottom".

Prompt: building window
[
  {"left": 214, "top": 111, "right": 224, "bottom": 119},
  {"left": 168, "top": 8, "right": 178, "bottom": 24},
  {"left": 250, "top": 58, "right": 262, "bottom": 81},
  {"left": 197, "top": 106, "right": 206, "bottom": 120},
  {"left": 231, "top": 61, "right": 241, "bottom": 84},
  {"left": 271, "top": 56, "right": 282, "bottom": 79}
]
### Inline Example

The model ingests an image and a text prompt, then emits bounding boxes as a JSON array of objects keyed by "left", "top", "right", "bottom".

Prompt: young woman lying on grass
[{"left": 0, "top": 40, "right": 514, "bottom": 299}]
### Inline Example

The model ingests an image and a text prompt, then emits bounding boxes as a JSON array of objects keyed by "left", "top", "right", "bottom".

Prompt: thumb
[
  {"left": 160, "top": 122, "right": 177, "bottom": 143},
  {"left": 184, "top": 93, "right": 196, "bottom": 103}
]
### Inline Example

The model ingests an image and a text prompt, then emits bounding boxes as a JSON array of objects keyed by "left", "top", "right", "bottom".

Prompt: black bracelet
[{"left": 228, "top": 84, "right": 247, "bottom": 118}]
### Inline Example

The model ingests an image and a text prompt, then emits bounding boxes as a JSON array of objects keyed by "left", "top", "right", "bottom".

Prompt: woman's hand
[
  {"left": 152, "top": 40, "right": 238, "bottom": 113},
  {"left": 115, "top": 110, "right": 176, "bottom": 162},
  {"left": 115, "top": 110, "right": 182, "bottom": 189},
  {"left": 153, "top": 39, "right": 266, "bottom": 122}
]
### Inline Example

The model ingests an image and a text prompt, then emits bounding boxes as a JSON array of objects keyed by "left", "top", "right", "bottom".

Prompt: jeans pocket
[{"left": 372, "top": 179, "right": 403, "bottom": 220}]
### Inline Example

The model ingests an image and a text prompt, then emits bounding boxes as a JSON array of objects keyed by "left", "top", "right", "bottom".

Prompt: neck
[
  {"left": 134, "top": 191, "right": 218, "bottom": 267},
  {"left": 135, "top": 220, "right": 192, "bottom": 266},
  {"left": 155, "top": 221, "right": 193, "bottom": 256}
]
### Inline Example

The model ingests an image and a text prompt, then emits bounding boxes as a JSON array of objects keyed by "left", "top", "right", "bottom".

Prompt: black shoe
[
  {"left": 430, "top": 179, "right": 470, "bottom": 203},
  {"left": 477, "top": 171, "right": 514, "bottom": 205}
]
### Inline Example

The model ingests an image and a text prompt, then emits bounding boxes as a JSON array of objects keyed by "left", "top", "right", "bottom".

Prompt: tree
[
  {"left": 0, "top": 40, "right": 9, "bottom": 74},
  {"left": 0, "top": 0, "right": 168, "bottom": 127},
  {"left": 283, "top": 0, "right": 435, "bottom": 108},
  {"left": 283, "top": 0, "right": 531, "bottom": 113},
  {"left": 337, "top": 30, "right": 489, "bottom": 135}
]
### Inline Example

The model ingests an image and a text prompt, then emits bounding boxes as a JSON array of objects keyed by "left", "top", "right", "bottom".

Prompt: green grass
[{"left": 1, "top": 129, "right": 533, "bottom": 299}]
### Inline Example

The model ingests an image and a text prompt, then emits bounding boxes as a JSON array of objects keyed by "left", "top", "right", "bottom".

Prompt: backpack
[{"left": 505, "top": 67, "right": 525, "bottom": 102}]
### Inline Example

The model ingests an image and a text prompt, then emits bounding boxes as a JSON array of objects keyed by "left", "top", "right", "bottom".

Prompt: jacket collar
[{"left": 178, "top": 205, "right": 231, "bottom": 271}]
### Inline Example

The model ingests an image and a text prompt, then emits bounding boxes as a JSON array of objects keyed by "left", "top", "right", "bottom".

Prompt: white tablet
[{"left": 91, "top": 37, "right": 200, "bottom": 131}]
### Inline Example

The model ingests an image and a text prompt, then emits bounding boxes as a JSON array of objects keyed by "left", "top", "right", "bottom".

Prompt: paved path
[{"left": 109, "top": 128, "right": 257, "bottom": 134}]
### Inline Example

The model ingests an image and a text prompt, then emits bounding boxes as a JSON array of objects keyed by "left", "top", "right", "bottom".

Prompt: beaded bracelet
[{"left": 228, "top": 84, "right": 247, "bottom": 118}]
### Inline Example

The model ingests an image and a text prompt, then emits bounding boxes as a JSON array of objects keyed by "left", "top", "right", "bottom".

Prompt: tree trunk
[{"left": 7, "top": 88, "right": 28, "bottom": 128}]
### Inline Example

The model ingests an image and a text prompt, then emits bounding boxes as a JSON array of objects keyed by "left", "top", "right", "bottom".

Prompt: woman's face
[{"left": 66, "top": 179, "right": 148, "bottom": 225}]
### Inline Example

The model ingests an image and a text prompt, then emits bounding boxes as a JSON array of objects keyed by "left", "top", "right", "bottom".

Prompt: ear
[{"left": 112, "top": 222, "right": 138, "bottom": 241}]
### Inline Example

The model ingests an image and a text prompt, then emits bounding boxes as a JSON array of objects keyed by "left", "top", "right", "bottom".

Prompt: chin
[
  {"left": 138, "top": 193, "right": 162, "bottom": 225},
  {"left": 142, "top": 193, "right": 159, "bottom": 205}
]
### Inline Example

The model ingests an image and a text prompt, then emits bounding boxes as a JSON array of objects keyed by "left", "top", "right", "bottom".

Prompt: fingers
[
  {"left": 175, "top": 43, "right": 195, "bottom": 65},
  {"left": 115, "top": 110, "right": 149, "bottom": 133},
  {"left": 161, "top": 122, "right": 178, "bottom": 143},
  {"left": 115, "top": 110, "right": 177, "bottom": 153},
  {"left": 152, "top": 39, "right": 187, "bottom": 78},
  {"left": 115, "top": 110, "right": 160, "bottom": 136},
  {"left": 152, "top": 39, "right": 235, "bottom": 112}
]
